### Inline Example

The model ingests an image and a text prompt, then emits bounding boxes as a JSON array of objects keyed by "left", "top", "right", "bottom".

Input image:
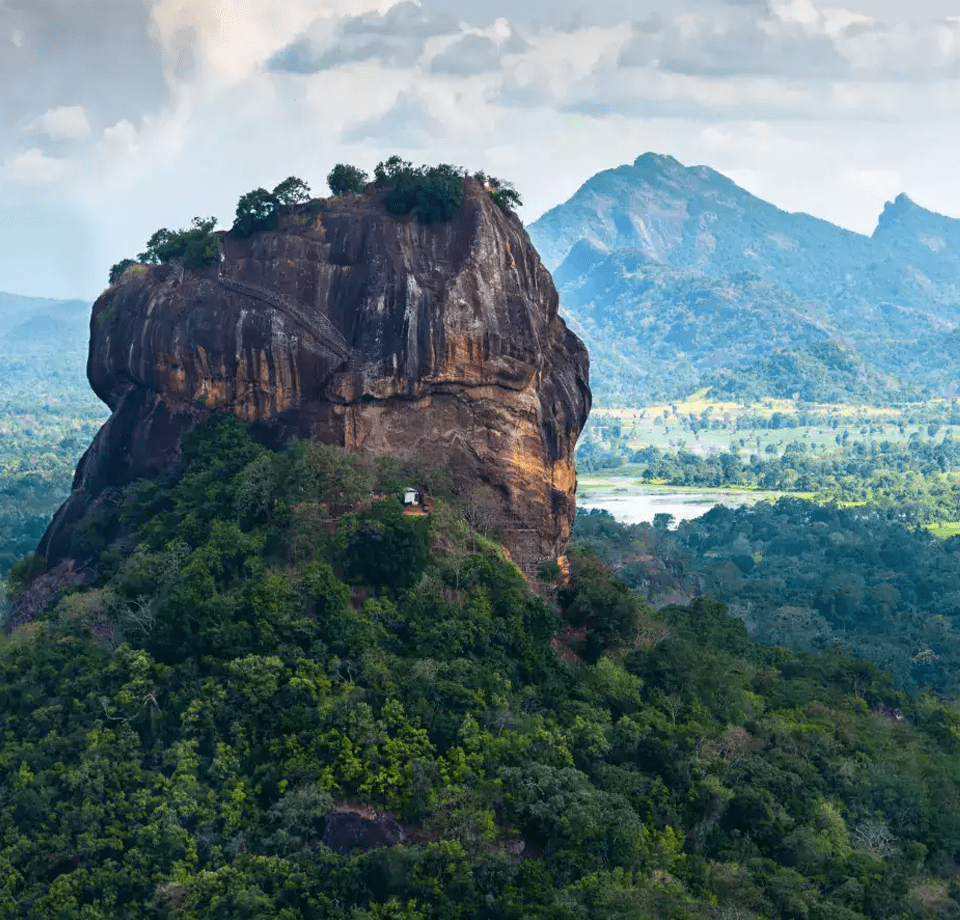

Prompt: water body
[{"left": 577, "top": 486, "right": 776, "bottom": 527}]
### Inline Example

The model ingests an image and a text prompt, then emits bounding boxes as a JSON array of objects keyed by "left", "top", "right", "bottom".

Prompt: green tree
[
  {"left": 486, "top": 178, "right": 522, "bottom": 213},
  {"left": 374, "top": 158, "right": 465, "bottom": 224},
  {"left": 232, "top": 187, "right": 279, "bottom": 238},
  {"left": 339, "top": 500, "right": 431, "bottom": 593},
  {"left": 136, "top": 216, "right": 219, "bottom": 269},
  {"left": 327, "top": 164, "right": 369, "bottom": 196},
  {"left": 108, "top": 258, "right": 136, "bottom": 284},
  {"left": 272, "top": 175, "right": 311, "bottom": 205}
]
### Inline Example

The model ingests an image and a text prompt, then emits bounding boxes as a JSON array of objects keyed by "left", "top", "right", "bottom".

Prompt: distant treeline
[{"left": 573, "top": 498, "right": 960, "bottom": 697}]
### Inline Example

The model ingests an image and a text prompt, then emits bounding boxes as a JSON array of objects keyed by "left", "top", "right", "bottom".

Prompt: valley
[
  {"left": 0, "top": 293, "right": 107, "bottom": 575},
  {"left": 576, "top": 395, "right": 960, "bottom": 529}
]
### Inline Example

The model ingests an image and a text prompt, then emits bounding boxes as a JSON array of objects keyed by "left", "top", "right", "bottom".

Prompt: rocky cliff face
[{"left": 41, "top": 179, "right": 590, "bottom": 566}]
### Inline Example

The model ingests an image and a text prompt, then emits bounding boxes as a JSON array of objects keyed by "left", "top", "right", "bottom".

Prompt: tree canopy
[
  {"left": 232, "top": 176, "right": 313, "bottom": 238},
  {"left": 137, "top": 215, "right": 220, "bottom": 269},
  {"left": 374, "top": 156, "right": 465, "bottom": 224},
  {"left": 327, "top": 163, "right": 369, "bottom": 196},
  {"left": 5, "top": 414, "right": 960, "bottom": 918}
]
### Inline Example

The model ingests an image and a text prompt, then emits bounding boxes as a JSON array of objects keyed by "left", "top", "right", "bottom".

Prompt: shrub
[
  {"left": 374, "top": 156, "right": 465, "bottom": 224},
  {"left": 137, "top": 215, "right": 220, "bottom": 269},
  {"left": 6, "top": 552, "right": 46, "bottom": 597},
  {"left": 473, "top": 171, "right": 523, "bottom": 213}
]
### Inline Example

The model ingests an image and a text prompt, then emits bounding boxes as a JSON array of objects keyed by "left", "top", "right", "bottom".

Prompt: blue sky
[{"left": 2, "top": 0, "right": 960, "bottom": 299}]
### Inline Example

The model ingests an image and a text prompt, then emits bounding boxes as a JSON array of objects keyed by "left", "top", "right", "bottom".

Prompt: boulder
[{"left": 40, "top": 178, "right": 590, "bottom": 568}]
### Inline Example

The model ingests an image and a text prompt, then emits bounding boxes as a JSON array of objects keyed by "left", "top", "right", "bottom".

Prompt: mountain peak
[
  {"left": 873, "top": 191, "right": 960, "bottom": 245},
  {"left": 882, "top": 192, "right": 918, "bottom": 215},
  {"left": 633, "top": 152, "right": 684, "bottom": 170}
]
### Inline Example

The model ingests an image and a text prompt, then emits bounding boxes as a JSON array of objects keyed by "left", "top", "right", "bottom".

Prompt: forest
[
  {"left": 4, "top": 415, "right": 960, "bottom": 918},
  {"left": 573, "top": 500, "right": 960, "bottom": 698},
  {"left": 0, "top": 292, "right": 107, "bottom": 577}
]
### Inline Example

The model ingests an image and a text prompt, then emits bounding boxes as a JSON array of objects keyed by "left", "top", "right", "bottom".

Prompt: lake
[{"left": 576, "top": 485, "right": 777, "bottom": 527}]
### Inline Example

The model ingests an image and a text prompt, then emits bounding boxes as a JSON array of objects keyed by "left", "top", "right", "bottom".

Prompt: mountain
[
  {"left": 529, "top": 153, "right": 960, "bottom": 405},
  {"left": 38, "top": 179, "right": 590, "bottom": 574},
  {"left": 0, "top": 291, "right": 92, "bottom": 383}
]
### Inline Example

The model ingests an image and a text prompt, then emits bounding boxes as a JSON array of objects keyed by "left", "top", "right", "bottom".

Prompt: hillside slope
[{"left": 5, "top": 415, "right": 960, "bottom": 919}]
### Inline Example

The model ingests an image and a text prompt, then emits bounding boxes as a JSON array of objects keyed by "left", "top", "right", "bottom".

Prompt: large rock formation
[{"left": 40, "top": 179, "right": 590, "bottom": 567}]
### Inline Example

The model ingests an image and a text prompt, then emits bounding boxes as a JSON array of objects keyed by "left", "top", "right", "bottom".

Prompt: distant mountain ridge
[{"left": 529, "top": 153, "right": 960, "bottom": 405}]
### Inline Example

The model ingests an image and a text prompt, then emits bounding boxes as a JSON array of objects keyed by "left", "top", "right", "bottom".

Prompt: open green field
[
  {"left": 577, "top": 467, "right": 795, "bottom": 502},
  {"left": 586, "top": 392, "right": 960, "bottom": 460},
  {"left": 576, "top": 395, "right": 960, "bottom": 533}
]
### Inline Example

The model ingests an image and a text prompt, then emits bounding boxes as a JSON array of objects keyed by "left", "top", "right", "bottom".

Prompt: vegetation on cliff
[
  {"left": 4, "top": 415, "right": 960, "bottom": 918},
  {"left": 108, "top": 160, "right": 522, "bottom": 289},
  {"left": 327, "top": 164, "right": 369, "bottom": 197}
]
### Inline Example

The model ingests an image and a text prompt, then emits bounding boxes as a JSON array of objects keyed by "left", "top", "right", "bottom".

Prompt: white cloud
[
  {"left": 2, "top": 0, "right": 960, "bottom": 300},
  {"left": 342, "top": 90, "right": 447, "bottom": 145},
  {"left": 30, "top": 105, "right": 91, "bottom": 141},
  {"left": 5, "top": 148, "right": 69, "bottom": 182},
  {"left": 101, "top": 119, "right": 140, "bottom": 155},
  {"left": 267, "top": 1, "right": 457, "bottom": 73}
]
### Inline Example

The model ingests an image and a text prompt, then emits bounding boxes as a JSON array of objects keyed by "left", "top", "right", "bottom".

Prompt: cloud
[
  {"left": 166, "top": 22, "right": 200, "bottom": 84},
  {"left": 417, "top": 0, "right": 665, "bottom": 31},
  {"left": 501, "top": 30, "right": 530, "bottom": 53},
  {"left": 341, "top": 90, "right": 446, "bottom": 145},
  {"left": 4, "top": 148, "right": 68, "bottom": 182},
  {"left": 618, "top": 10, "right": 848, "bottom": 79},
  {"left": 0, "top": 0, "right": 168, "bottom": 144},
  {"left": 29, "top": 104, "right": 91, "bottom": 140},
  {"left": 269, "top": 1, "right": 456, "bottom": 73},
  {"left": 430, "top": 34, "right": 503, "bottom": 75},
  {"left": 839, "top": 17, "right": 960, "bottom": 77},
  {"left": 3, "top": 0, "right": 960, "bottom": 303},
  {"left": 101, "top": 119, "right": 139, "bottom": 155},
  {"left": 341, "top": 2, "right": 453, "bottom": 38}
]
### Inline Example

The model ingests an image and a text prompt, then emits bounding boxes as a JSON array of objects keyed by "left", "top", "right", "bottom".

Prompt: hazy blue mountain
[
  {"left": 0, "top": 291, "right": 105, "bottom": 574},
  {"left": 0, "top": 292, "right": 93, "bottom": 388},
  {"left": 0, "top": 291, "right": 90, "bottom": 329},
  {"left": 529, "top": 153, "right": 960, "bottom": 405}
]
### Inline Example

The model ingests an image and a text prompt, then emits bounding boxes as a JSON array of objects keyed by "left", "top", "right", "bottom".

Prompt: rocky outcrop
[
  {"left": 322, "top": 810, "right": 406, "bottom": 854},
  {"left": 40, "top": 178, "right": 590, "bottom": 566}
]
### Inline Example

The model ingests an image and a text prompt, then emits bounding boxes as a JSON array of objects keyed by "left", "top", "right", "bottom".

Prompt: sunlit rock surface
[{"left": 41, "top": 179, "right": 591, "bottom": 566}]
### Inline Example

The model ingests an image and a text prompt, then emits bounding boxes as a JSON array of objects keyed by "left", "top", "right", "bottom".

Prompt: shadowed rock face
[{"left": 41, "top": 179, "right": 590, "bottom": 566}]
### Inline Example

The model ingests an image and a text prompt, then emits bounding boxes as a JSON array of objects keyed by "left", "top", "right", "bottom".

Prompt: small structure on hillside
[{"left": 403, "top": 487, "right": 421, "bottom": 506}]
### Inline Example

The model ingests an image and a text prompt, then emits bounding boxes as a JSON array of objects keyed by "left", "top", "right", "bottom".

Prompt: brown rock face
[{"left": 41, "top": 179, "right": 591, "bottom": 566}]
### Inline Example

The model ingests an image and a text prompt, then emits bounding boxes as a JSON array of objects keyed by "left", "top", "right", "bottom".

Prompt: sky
[{"left": 2, "top": 0, "right": 959, "bottom": 300}]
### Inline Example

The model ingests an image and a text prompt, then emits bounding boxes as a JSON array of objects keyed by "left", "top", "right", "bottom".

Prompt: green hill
[{"left": 5, "top": 415, "right": 960, "bottom": 918}]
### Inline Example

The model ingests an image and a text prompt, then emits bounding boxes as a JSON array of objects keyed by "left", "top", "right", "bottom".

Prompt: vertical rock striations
[{"left": 41, "top": 178, "right": 591, "bottom": 566}]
